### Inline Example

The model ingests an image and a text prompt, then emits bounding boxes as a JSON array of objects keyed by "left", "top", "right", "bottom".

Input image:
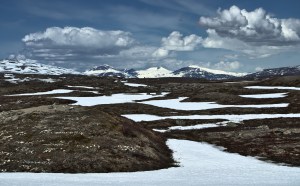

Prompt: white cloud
[
  {"left": 199, "top": 5, "right": 300, "bottom": 58},
  {"left": 23, "top": 27, "right": 135, "bottom": 51},
  {"left": 152, "top": 48, "right": 169, "bottom": 58},
  {"left": 153, "top": 31, "right": 202, "bottom": 58},
  {"left": 20, "top": 27, "right": 145, "bottom": 70},
  {"left": 161, "top": 31, "right": 202, "bottom": 51},
  {"left": 214, "top": 61, "right": 241, "bottom": 71},
  {"left": 199, "top": 6, "right": 300, "bottom": 45},
  {"left": 202, "top": 28, "right": 293, "bottom": 58}
]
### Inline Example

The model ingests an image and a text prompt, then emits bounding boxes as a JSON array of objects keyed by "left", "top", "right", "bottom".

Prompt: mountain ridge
[
  {"left": 0, "top": 58, "right": 80, "bottom": 75},
  {"left": 1, "top": 58, "right": 299, "bottom": 80},
  {"left": 84, "top": 64, "right": 246, "bottom": 80}
]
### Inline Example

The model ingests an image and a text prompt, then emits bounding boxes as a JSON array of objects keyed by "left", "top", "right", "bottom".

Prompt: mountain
[
  {"left": 0, "top": 58, "right": 79, "bottom": 75},
  {"left": 85, "top": 66, "right": 174, "bottom": 78},
  {"left": 173, "top": 65, "right": 246, "bottom": 80},
  {"left": 123, "top": 68, "right": 138, "bottom": 77},
  {"left": 85, "top": 65, "right": 246, "bottom": 80},
  {"left": 84, "top": 65, "right": 136, "bottom": 78},
  {"left": 136, "top": 67, "right": 174, "bottom": 78},
  {"left": 244, "top": 65, "right": 300, "bottom": 79}
]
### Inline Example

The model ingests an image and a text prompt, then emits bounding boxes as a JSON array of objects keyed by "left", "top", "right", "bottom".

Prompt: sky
[{"left": 1, "top": 0, "right": 300, "bottom": 72}]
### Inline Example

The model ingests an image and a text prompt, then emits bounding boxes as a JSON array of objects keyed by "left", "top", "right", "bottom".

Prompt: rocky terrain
[{"left": 0, "top": 72, "right": 299, "bottom": 172}]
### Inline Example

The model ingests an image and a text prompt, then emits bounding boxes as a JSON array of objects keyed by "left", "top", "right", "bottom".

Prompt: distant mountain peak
[
  {"left": 91, "top": 64, "right": 114, "bottom": 71},
  {"left": 0, "top": 58, "right": 79, "bottom": 75},
  {"left": 84, "top": 65, "right": 135, "bottom": 78},
  {"left": 136, "top": 66, "right": 174, "bottom": 78}
]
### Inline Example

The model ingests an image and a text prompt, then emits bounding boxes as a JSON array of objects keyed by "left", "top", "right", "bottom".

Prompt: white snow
[
  {"left": 4, "top": 74, "right": 33, "bottom": 84},
  {"left": 240, "top": 92, "right": 288, "bottom": 98},
  {"left": 124, "top": 83, "right": 147, "bottom": 87},
  {"left": 140, "top": 97, "right": 289, "bottom": 110},
  {"left": 225, "top": 81, "right": 256, "bottom": 84},
  {"left": 246, "top": 86, "right": 300, "bottom": 91},
  {"left": 187, "top": 65, "right": 247, "bottom": 77},
  {"left": 56, "top": 93, "right": 168, "bottom": 106},
  {"left": 136, "top": 67, "right": 174, "bottom": 78},
  {"left": 0, "top": 59, "right": 79, "bottom": 75},
  {"left": 54, "top": 95, "right": 288, "bottom": 109},
  {"left": 155, "top": 123, "right": 225, "bottom": 133},
  {"left": 81, "top": 91, "right": 100, "bottom": 94},
  {"left": 8, "top": 89, "right": 74, "bottom": 96},
  {"left": 84, "top": 68, "right": 120, "bottom": 76},
  {"left": 122, "top": 113, "right": 300, "bottom": 122},
  {"left": 38, "top": 78, "right": 57, "bottom": 83},
  {"left": 66, "top": 85, "right": 97, "bottom": 89},
  {"left": 1, "top": 139, "right": 300, "bottom": 186},
  {"left": 5, "top": 77, "right": 31, "bottom": 84},
  {"left": 4, "top": 74, "right": 58, "bottom": 84}
]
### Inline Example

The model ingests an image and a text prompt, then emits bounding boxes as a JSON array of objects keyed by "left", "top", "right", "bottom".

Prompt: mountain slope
[
  {"left": 173, "top": 65, "right": 246, "bottom": 80},
  {"left": 84, "top": 65, "right": 136, "bottom": 78},
  {"left": 83, "top": 64, "right": 300, "bottom": 80},
  {"left": 0, "top": 59, "right": 79, "bottom": 75},
  {"left": 245, "top": 66, "right": 300, "bottom": 79},
  {"left": 136, "top": 67, "right": 174, "bottom": 78}
]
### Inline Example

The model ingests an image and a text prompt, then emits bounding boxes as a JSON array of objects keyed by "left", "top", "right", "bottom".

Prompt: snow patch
[
  {"left": 123, "top": 113, "right": 300, "bottom": 122},
  {"left": 56, "top": 93, "right": 168, "bottom": 106},
  {"left": 155, "top": 123, "right": 225, "bottom": 133},
  {"left": 8, "top": 89, "right": 74, "bottom": 96},
  {"left": 124, "top": 83, "right": 147, "bottom": 87},
  {"left": 140, "top": 97, "right": 289, "bottom": 110},
  {"left": 1, "top": 139, "right": 300, "bottom": 186},
  {"left": 245, "top": 86, "right": 300, "bottom": 91},
  {"left": 66, "top": 85, "right": 97, "bottom": 89},
  {"left": 240, "top": 93, "right": 288, "bottom": 98}
]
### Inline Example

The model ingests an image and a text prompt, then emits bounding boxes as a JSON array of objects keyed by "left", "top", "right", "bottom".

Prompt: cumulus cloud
[
  {"left": 21, "top": 27, "right": 142, "bottom": 69},
  {"left": 161, "top": 31, "right": 203, "bottom": 51},
  {"left": 23, "top": 27, "right": 135, "bottom": 58},
  {"left": 23, "top": 27, "right": 134, "bottom": 48},
  {"left": 199, "top": 5, "right": 300, "bottom": 45},
  {"left": 153, "top": 31, "right": 202, "bottom": 58},
  {"left": 152, "top": 48, "right": 169, "bottom": 58},
  {"left": 202, "top": 29, "right": 292, "bottom": 57},
  {"left": 199, "top": 6, "right": 300, "bottom": 57},
  {"left": 214, "top": 61, "right": 242, "bottom": 71}
]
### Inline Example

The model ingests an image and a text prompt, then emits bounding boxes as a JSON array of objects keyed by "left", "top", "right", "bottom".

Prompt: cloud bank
[
  {"left": 199, "top": 5, "right": 300, "bottom": 57},
  {"left": 199, "top": 5, "right": 300, "bottom": 45},
  {"left": 23, "top": 27, "right": 135, "bottom": 58}
]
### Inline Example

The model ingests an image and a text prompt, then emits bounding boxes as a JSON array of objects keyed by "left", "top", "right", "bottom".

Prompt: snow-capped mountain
[
  {"left": 173, "top": 65, "right": 246, "bottom": 80},
  {"left": 84, "top": 65, "right": 136, "bottom": 78},
  {"left": 244, "top": 65, "right": 300, "bottom": 79},
  {"left": 85, "top": 66, "right": 174, "bottom": 78},
  {"left": 85, "top": 65, "right": 246, "bottom": 80},
  {"left": 136, "top": 67, "right": 174, "bottom": 78},
  {"left": 123, "top": 68, "right": 138, "bottom": 77},
  {"left": 0, "top": 58, "right": 79, "bottom": 75}
]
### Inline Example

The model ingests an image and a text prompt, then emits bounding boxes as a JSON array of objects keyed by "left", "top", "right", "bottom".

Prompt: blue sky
[{"left": 1, "top": 0, "right": 300, "bottom": 72}]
